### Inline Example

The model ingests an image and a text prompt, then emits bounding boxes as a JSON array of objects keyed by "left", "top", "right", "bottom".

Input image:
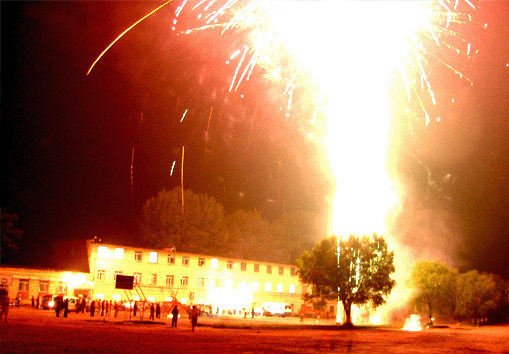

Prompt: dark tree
[
  {"left": 296, "top": 233, "right": 396, "bottom": 325},
  {"left": 140, "top": 187, "right": 226, "bottom": 255},
  {"left": 1, "top": 210, "right": 24, "bottom": 262}
]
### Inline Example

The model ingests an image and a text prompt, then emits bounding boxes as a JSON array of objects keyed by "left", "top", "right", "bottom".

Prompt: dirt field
[{"left": 2, "top": 306, "right": 509, "bottom": 353}]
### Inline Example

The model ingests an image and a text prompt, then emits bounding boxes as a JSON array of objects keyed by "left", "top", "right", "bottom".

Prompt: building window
[
  {"left": 149, "top": 274, "right": 157, "bottom": 285},
  {"left": 97, "top": 270, "right": 106, "bottom": 281},
  {"left": 277, "top": 283, "right": 284, "bottom": 293},
  {"left": 180, "top": 276, "right": 189, "bottom": 286},
  {"left": 266, "top": 265, "right": 272, "bottom": 274},
  {"left": 114, "top": 248, "right": 124, "bottom": 260},
  {"left": 197, "top": 278, "right": 204, "bottom": 287},
  {"left": 265, "top": 282, "right": 272, "bottom": 292},
  {"left": 98, "top": 246, "right": 113, "bottom": 258},
  {"left": 114, "top": 271, "right": 123, "bottom": 281},
  {"left": 239, "top": 280, "right": 246, "bottom": 289},
  {"left": 18, "top": 279, "right": 29, "bottom": 292},
  {"left": 225, "top": 279, "right": 232, "bottom": 289},
  {"left": 254, "top": 264, "right": 260, "bottom": 273},
  {"left": 211, "top": 258, "right": 219, "bottom": 269},
  {"left": 112, "top": 294, "right": 121, "bottom": 301},
  {"left": 39, "top": 280, "right": 49, "bottom": 293},
  {"left": 182, "top": 256, "right": 190, "bottom": 266},
  {"left": 135, "top": 251, "right": 143, "bottom": 262},
  {"left": 279, "top": 266, "right": 284, "bottom": 275},
  {"left": 209, "top": 279, "right": 217, "bottom": 288},
  {"left": 198, "top": 258, "right": 205, "bottom": 267},
  {"left": 133, "top": 273, "right": 142, "bottom": 284},
  {"left": 291, "top": 267, "right": 296, "bottom": 276},
  {"left": 227, "top": 260, "right": 234, "bottom": 269},
  {"left": 289, "top": 284, "right": 296, "bottom": 294},
  {"left": 252, "top": 281, "right": 259, "bottom": 291},
  {"left": 58, "top": 282, "right": 67, "bottom": 294},
  {"left": 167, "top": 254, "right": 175, "bottom": 265},
  {"left": 241, "top": 262, "right": 247, "bottom": 271},
  {"left": 166, "top": 275, "right": 174, "bottom": 286},
  {"left": 149, "top": 252, "right": 158, "bottom": 263}
]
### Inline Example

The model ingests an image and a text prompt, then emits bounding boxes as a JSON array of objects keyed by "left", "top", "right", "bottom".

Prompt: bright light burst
[
  {"left": 170, "top": 0, "right": 479, "bottom": 236},
  {"left": 89, "top": 0, "right": 480, "bottom": 237}
]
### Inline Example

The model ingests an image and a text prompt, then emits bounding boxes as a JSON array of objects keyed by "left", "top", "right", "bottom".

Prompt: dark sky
[{"left": 3, "top": 1, "right": 509, "bottom": 278}]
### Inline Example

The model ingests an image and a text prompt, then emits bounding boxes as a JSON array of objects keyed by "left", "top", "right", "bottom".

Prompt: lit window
[
  {"left": 97, "top": 270, "right": 106, "bottom": 281},
  {"left": 290, "top": 267, "right": 296, "bottom": 276},
  {"left": 114, "top": 271, "right": 123, "bottom": 281},
  {"left": 180, "top": 298, "right": 187, "bottom": 304},
  {"left": 165, "top": 297, "right": 173, "bottom": 302},
  {"left": 58, "top": 282, "right": 67, "bottom": 294},
  {"left": 18, "top": 279, "right": 29, "bottom": 292},
  {"left": 277, "top": 283, "right": 284, "bottom": 293},
  {"left": 211, "top": 258, "right": 219, "bottom": 269},
  {"left": 266, "top": 265, "right": 272, "bottom": 274},
  {"left": 182, "top": 256, "right": 190, "bottom": 266},
  {"left": 134, "top": 251, "right": 143, "bottom": 262},
  {"left": 241, "top": 262, "right": 247, "bottom": 271},
  {"left": 254, "top": 264, "right": 260, "bottom": 273},
  {"left": 279, "top": 266, "right": 284, "bottom": 275},
  {"left": 225, "top": 279, "right": 232, "bottom": 289},
  {"left": 227, "top": 260, "right": 233, "bottom": 269},
  {"left": 209, "top": 279, "right": 217, "bottom": 288},
  {"left": 133, "top": 273, "right": 142, "bottom": 284},
  {"left": 95, "top": 293, "right": 104, "bottom": 300},
  {"left": 133, "top": 295, "right": 140, "bottom": 301},
  {"left": 98, "top": 246, "right": 113, "bottom": 259},
  {"left": 197, "top": 278, "right": 204, "bottom": 287},
  {"left": 265, "top": 282, "right": 272, "bottom": 292},
  {"left": 112, "top": 294, "right": 121, "bottom": 301},
  {"left": 114, "top": 248, "right": 124, "bottom": 260},
  {"left": 149, "top": 274, "right": 157, "bottom": 285},
  {"left": 149, "top": 252, "right": 158, "bottom": 263},
  {"left": 148, "top": 296, "right": 155, "bottom": 302},
  {"left": 198, "top": 258, "right": 205, "bottom": 267},
  {"left": 180, "top": 276, "right": 189, "bottom": 286},
  {"left": 289, "top": 284, "right": 296, "bottom": 294},
  {"left": 252, "top": 281, "right": 259, "bottom": 291},
  {"left": 189, "top": 292, "right": 195, "bottom": 300},
  {"left": 239, "top": 280, "right": 246, "bottom": 289},
  {"left": 167, "top": 254, "right": 175, "bottom": 265},
  {"left": 39, "top": 280, "right": 49, "bottom": 293},
  {"left": 166, "top": 275, "right": 174, "bottom": 286}
]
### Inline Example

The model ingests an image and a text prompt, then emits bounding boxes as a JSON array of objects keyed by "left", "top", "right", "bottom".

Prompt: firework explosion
[{"left": 89, "top": 0, "right": 482, "bottom": 323}]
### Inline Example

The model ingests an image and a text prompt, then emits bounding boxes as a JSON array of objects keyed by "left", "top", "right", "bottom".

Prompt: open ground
[{"left": 2, "top": 306, "right": 508, "bottom": 353}]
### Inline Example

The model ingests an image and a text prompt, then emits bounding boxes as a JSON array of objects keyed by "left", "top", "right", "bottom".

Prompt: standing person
[
  {"left": 149, "top": 303, "right": 155, "bottom": 321},
  {"left": 156, "top": 302, "right": 161, "bottom": 319},
  {"left": 191, "top": 306, "right": 199, "bottom": 332},
  {"left": 90, "top": 300, "right": 95, "bottom": 317},
  {"left": 31, "top": 296, "right": 35, "bottom": 307},
  {"left": 63, "top": 298, "right": 69, "bottom": 318},
  {"left": 36, "top": 295, "right": 40, "bottom": 309},
  {"left": 133, "top": 301, "right": 138, "bottom": 317},
  {"left": 0, "top": 288, "right": 10, "bottom": 323},
  {"left": 251, "top": 307, "right": 255, "bottom": 319},
  {"left": 55, "top": 297, "right": 62, "bottom": 317},
  {"left": 101, "top": 300, "right": 105, "bottom": 316},
  {"left": 171, "top": 305, "right": 179, "bottom": 328},
  {"left": 16, "top": 293, "right": 21, "bottom": 307}
]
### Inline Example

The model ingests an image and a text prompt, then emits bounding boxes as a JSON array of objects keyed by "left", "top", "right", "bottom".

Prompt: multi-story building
[{"left": 88, "top": 240, "right": 305, "bottom": 313}]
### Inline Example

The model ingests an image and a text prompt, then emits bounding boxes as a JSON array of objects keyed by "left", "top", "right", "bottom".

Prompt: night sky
[{"left": 3, "top": 1, "right": 509, "bottom": 278}]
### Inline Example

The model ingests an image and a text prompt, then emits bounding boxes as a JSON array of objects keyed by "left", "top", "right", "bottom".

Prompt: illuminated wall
[{"left": 87, "top": 241, "right": 305, "bottom": 313}]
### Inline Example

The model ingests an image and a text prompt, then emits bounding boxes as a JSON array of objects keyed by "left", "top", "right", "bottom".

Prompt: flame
[{"left": 402, "top": 314, "right": 423, "bottom": 331}]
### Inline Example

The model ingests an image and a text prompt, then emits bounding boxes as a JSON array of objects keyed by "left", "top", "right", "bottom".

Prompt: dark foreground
[{"left": 2, "top": 307, "right": 509, "bottom": 353}]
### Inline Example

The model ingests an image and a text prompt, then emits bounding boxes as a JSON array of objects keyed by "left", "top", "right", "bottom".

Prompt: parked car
[{"left": 41, "top": 294, "right": 79, "bottom": 311}]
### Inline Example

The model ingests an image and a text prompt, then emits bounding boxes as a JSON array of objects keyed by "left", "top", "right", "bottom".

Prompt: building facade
[{"left": 88, "top": 240, "right": 305, "bottom": 314}]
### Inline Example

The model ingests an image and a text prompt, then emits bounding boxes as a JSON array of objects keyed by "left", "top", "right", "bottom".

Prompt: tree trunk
[{"left": 343, "top": 301, "right": 352, "bottom": 325}]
